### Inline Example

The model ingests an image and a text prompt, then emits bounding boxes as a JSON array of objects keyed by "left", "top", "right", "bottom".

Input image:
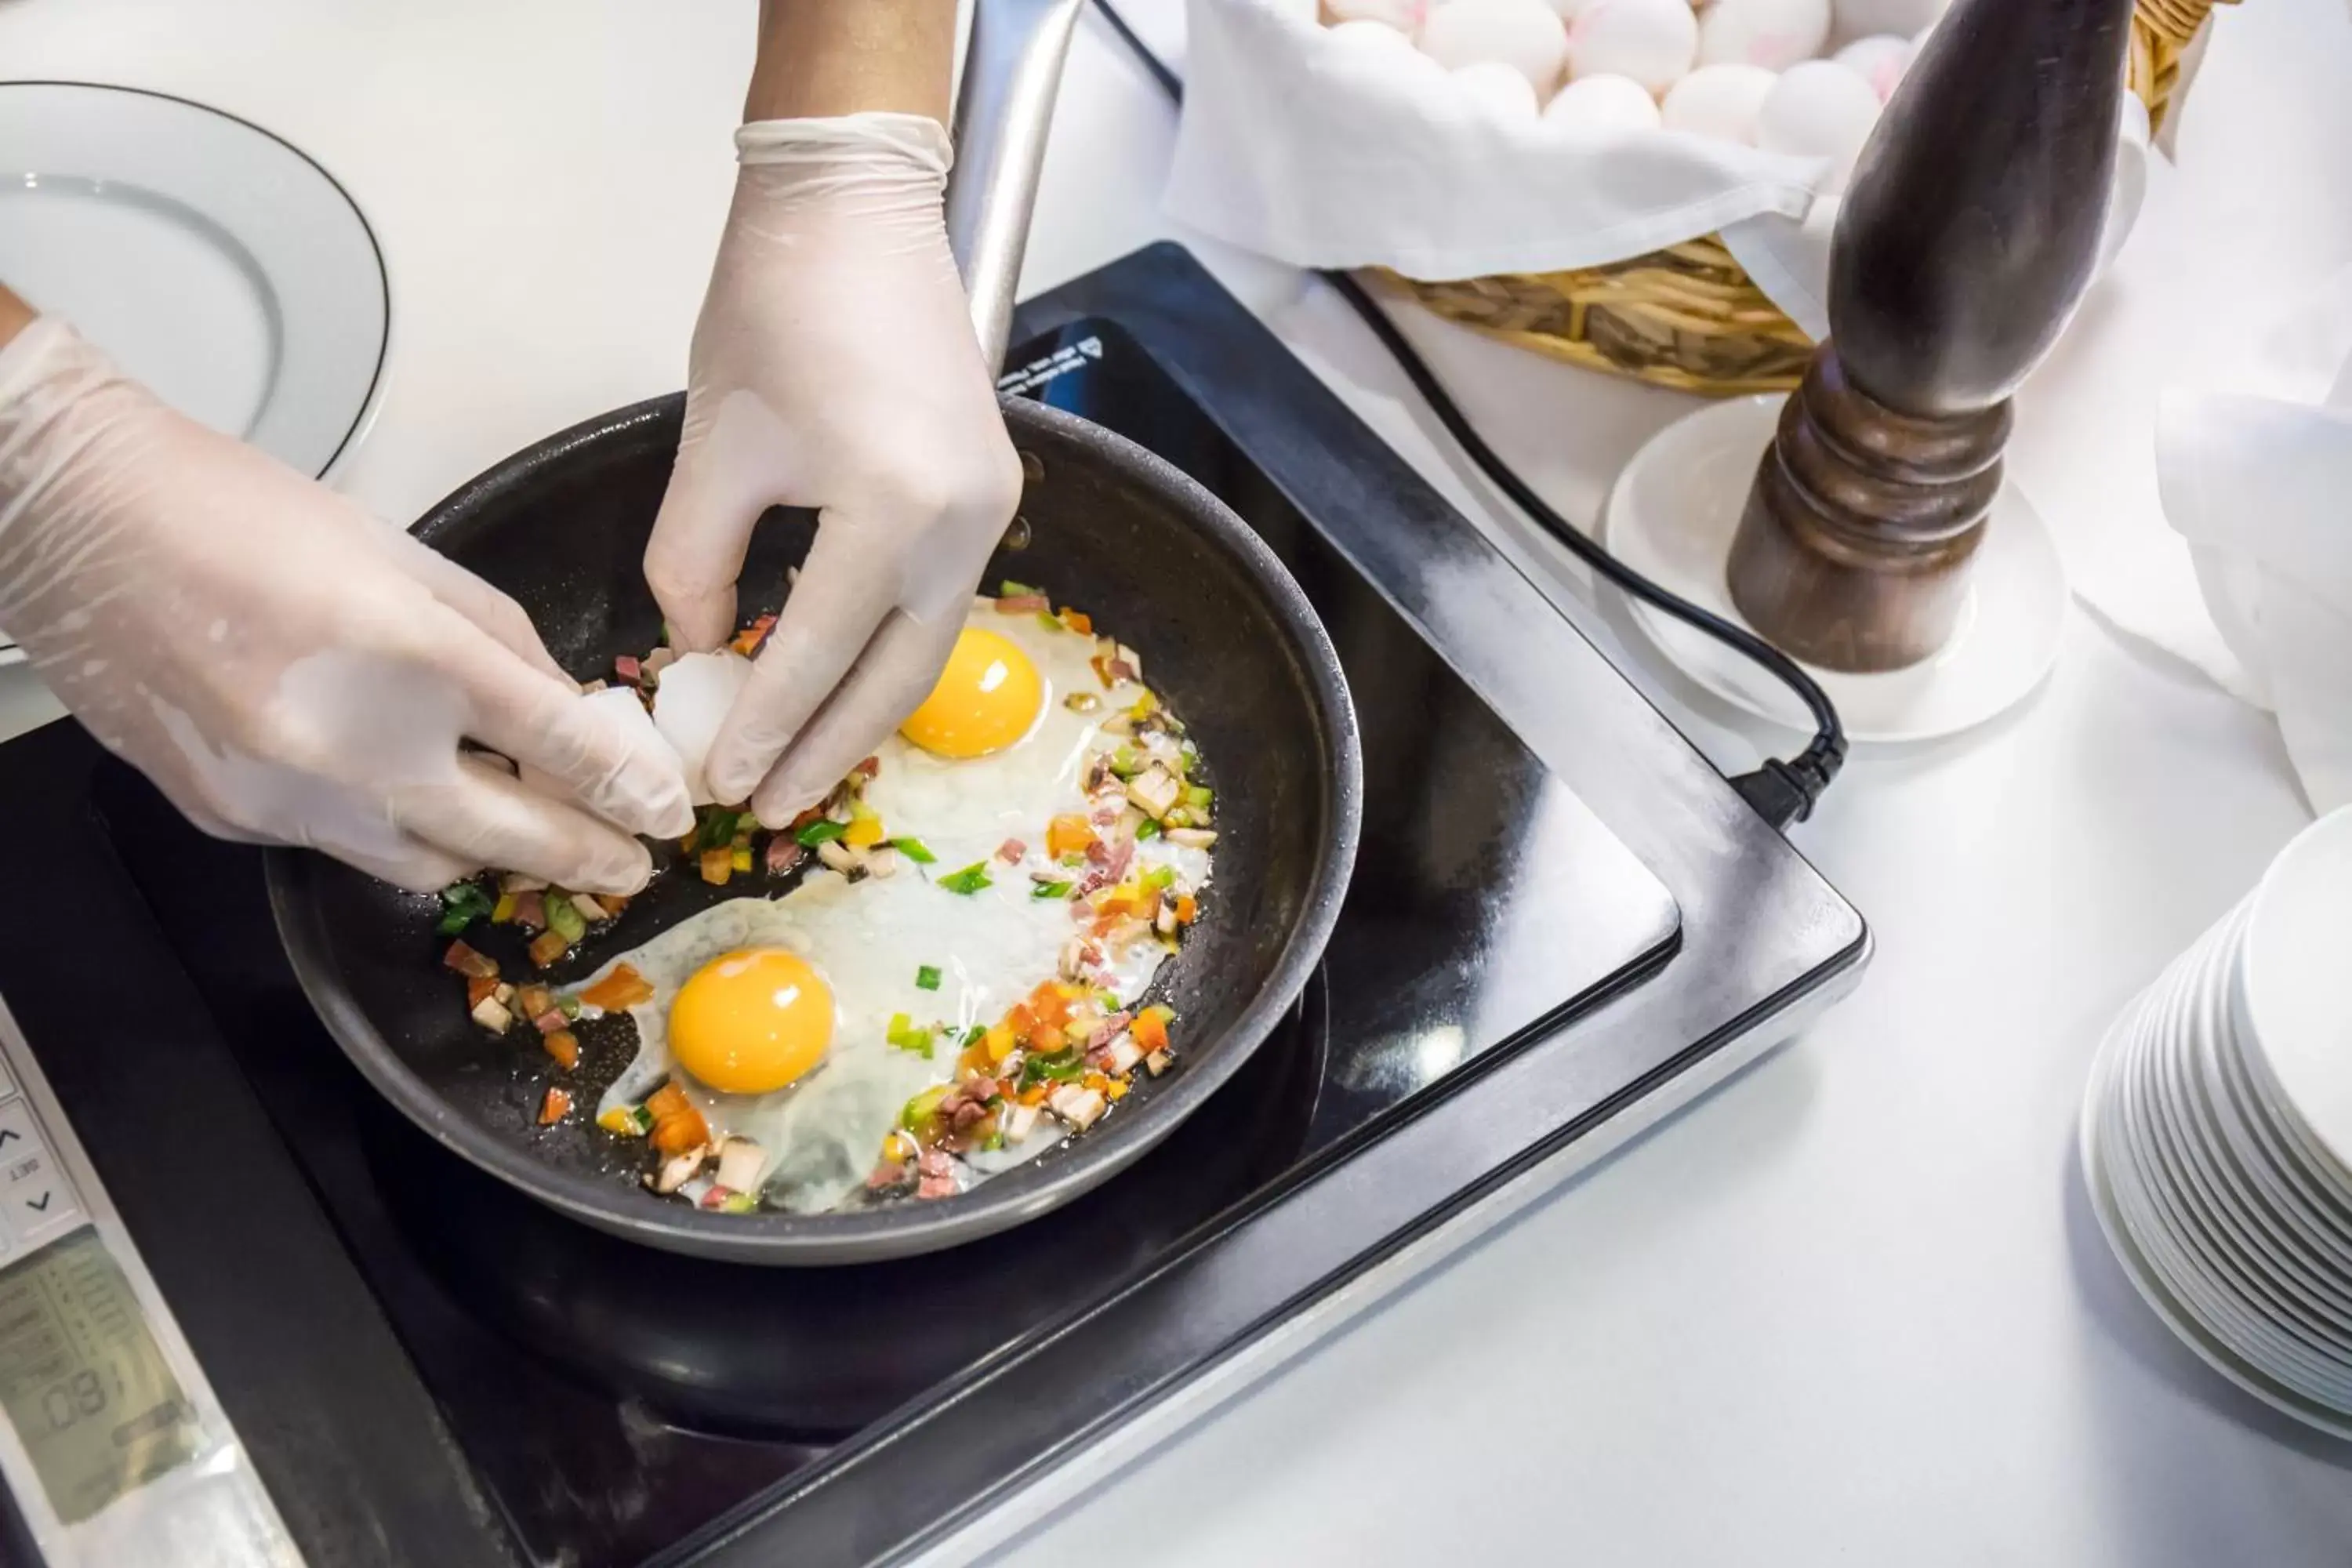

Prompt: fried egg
[{"left": 592, "top": 600, "right": 1214, "bottom": 1214}]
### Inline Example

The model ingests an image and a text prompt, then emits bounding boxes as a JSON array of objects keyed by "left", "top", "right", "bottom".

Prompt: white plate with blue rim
[{"left": 0, "top": 80, "right": 390, "bottom": 665}]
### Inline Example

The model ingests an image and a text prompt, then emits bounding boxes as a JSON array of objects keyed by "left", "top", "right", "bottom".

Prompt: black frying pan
[{"left": 267, "top": 0, "right": 1362, "bottom": 1265}]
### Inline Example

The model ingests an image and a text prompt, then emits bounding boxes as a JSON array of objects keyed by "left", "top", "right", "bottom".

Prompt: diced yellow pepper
[
  {"left": 1106, "top": 1079, "right": 1131, "bottom": 1102},
  {"left": 985, "top": 1023, "right": 1018, "bottom": 1062},
  {"left": 491, "top": 891, "right": 517, "bottom": 924},
  {"left": 884, "top": 1131, "right": 916, "bottom": 1163},
  {"left": 597, "top": 1106, "right": 642, "bottom": 1137},
  {"left": 844, "top": 801, "right": 885, "bottom": 848},
  {"left": 731, "top": 845, "right": 753, "bottom": 872}
]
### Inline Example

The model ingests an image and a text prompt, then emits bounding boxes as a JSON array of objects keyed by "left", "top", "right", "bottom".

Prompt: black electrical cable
[{"left": 1087, "top": 0, "right": 1846, "bottom": 826}]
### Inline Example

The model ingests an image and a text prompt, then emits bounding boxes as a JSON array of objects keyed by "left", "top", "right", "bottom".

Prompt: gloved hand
[
  {"left": 0, "top": 318, "right": 695, "bottom": 894},
  {"left": 644, "top": 113, "right": 1022, "bottom": 823}
]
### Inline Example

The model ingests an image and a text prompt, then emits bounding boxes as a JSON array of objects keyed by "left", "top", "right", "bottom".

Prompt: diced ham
[
  {"left": 1087, "top": 1011, "right": 1131, "bottom": 1050},
  {"left": 868, "top": 1161, "right": 908, "bottom": 1191},
  {"left": 996, "top": 837, "right": 1026, "bottom": 864},
  {"left": 765, "top": 837, "right": 804, "bottom": 875},
  {"left": 614, "top": 655, "right": 641, "bottom": 684},
  {"left": 994, "top": 593, "right": 1050, "bottom": 613},
  {"left": 511, "top": 891, "right": 546, "bottom": 931},
  {"left": 1099, "top": 1033, "right": 1145, "bottom": 1076}
]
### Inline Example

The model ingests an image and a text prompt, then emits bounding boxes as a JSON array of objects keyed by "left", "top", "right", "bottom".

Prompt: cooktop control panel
[{"left": 0, "top": 1001, "right": 299, "bottom": 1568}]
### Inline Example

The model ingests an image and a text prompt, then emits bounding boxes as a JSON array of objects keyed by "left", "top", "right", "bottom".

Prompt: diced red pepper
[
  {"left": 528, "top": 930, "right": 571, "bottom": 968},
  {"left": 578, "top": 964, "right": 655, "bottom": 1012},
  {"left": 466, "top": 975, "right": 499, "bottom": 1008},
  {"left": 1131, "top": 1010, "right": 1169, "bottom": 1055},
  {"left": 442, "top": 941, "right": 498, "bottom": 980},
  {"left": 646, "top": 1083, "right": 710, "bottom": 1157},
  {"left": 1047, "top": 815, "right": 1096, "bottom": 858},
  {"left": 1061, "top": 609, "right": 1093, "bottom": 634},
  {"left": 538, "top": 1086, "right": 573, "bottom": 1124},
  {"left": 542, "top": 1029, "right": 580, "bottom": 1069}
]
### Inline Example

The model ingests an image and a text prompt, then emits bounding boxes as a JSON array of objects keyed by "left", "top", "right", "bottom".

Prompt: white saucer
[
  {"left": 0, "top": 82, "right": 389, "bottom": 662},
  {"left": 1602, "top": 394, "right": 2068, "bottom": 744}
]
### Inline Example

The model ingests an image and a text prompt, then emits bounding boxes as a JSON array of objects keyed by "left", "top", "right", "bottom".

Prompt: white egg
[
  {"left": 581, "top": 601, "right": 1218, "bottom": 1215},
  {"left": 1659, "top": 63, "right": 1777, "bottom": 142},
  {"left": 650, "top": 650, "right": 753, "bottom": 807},
  {"left": 1539, "top": 0, "right": 1598, "bottom": 17},
  {"left": 1453, "top": 60, "right": 1544, "bottom": 118},
  {"left": 1756, "top": 57, "right": 1882, "bottom": 183},
  {"left": 1565, "top": 0, "right": 1697, "bottom": 95},
  {"left": 1419, "top": 0, "right": 1571, "bottom": 94},
  {"left": 1832, "top": 33, "right": 1908, "bottom": 100},
  {"left": 1324, "top": 0, "right": 1428, "bottom": 27},
  {"left": 1542, "top": 72, "right": 1662, "bottom": 132},
  {"left": 1696, "top": 0, "right": 1829, "bottom": 71},
  {"left": 1828, "top": 0, "right": 1945, "bottom": 48},
  {"left": 1327, "top": 16, "right": 1423, "bottom": 54}
]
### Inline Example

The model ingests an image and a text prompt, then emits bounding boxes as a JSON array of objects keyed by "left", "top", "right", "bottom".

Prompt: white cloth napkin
[
  {"left": 1163, "top": 0, "right": 2145, "bottom": 338},
  {"left": 2156, "top": 310, "right": 2352, "bottom": 813}
]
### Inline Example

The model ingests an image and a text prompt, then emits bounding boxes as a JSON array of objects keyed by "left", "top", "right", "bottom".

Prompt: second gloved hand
[
  {"left": 0, "top": 318, "right": 695, "bottom": 894},
  {"left": 643, "top": 112, "right": 1023, "bottom": 824}
]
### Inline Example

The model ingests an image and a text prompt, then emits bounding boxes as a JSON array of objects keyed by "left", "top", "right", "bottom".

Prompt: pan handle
[{"left": 946, "top": 0, "right": 1088, "bottom": 374}]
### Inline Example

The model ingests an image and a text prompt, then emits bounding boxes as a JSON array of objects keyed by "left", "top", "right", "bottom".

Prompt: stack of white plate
[{"left": 2081, "top": 805, "right": 2352, "bottom": 1439}]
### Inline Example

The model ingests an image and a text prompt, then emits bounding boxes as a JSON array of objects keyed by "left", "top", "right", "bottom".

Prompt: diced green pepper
[
  {"left": 915, "top": 964, "right": 942, "bottom": 992},
  {"left": 1031, "top": 880, "right": 1074, "bottom": 900},
  {"left": 1185, "top": 785, "right": 1214, "bottom": 811},
  {"left": 1143, "top": 865, "right": 1176, "bottom": 892},
  {"left": 1036, "top": 611, "right": 1065, "bottom": 633},
  {"left": 939, "top": 862, "right": 993, "bottom": 895},
  {"left": 1108, "top": 746, "right": 1142, "bottom": 778},
  {"left": 436, "top": 882, "right": 493, "bottom": 935},
  {"left": 1000, "top": 579, "right": 1040, "bottom": 597},
  {"left": 547, "top": 896, "right": 587, "bottom": 946},
  {"left": 695, "top": 807, "right": 740, "bottom": 851},
  {"left": 797, "top": 818, "right": 848, "bottom": 848},
  {"left": 1134, "top": 818, "right": 1162, "bottom": 841},
  {"left": 960, "top": 1024, "right": 987, "bottom": 1047},
  {"left": 887, "top": 1013, "right": 935, "bottom": 1058},
  {"left": 890, "top": 837, "right": 937, "bottom": 864},
  {"left": 900, "top": 1084, "right": 950, "bottom": 1131},
  {"left": 1019, "top": 1050, "right": 1085, "bottom": 1089}
]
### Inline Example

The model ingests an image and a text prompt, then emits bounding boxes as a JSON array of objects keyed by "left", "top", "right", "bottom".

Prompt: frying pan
[{"left": 267, "top": 0, "right": 1361, "bottom": 1265}]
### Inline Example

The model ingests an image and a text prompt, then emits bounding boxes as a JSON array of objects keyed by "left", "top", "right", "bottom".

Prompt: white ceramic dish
[
  {"left": 2083, "top": 1010, "right": 2352, "bottom": 1443},
  {"left": 1601, "top": 394, "right": 2067, "bottom": 744},
  {"left": 0, "top": 81, "right": 389, "bottom": 663},
  {"left": 2239, "top": 807, "right": 2352, "bottom": 1175}
]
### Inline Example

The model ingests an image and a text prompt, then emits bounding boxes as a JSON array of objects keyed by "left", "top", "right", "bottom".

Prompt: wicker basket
[{"left": 1387, "top": 0, "right": 2233, "bottom": 395}]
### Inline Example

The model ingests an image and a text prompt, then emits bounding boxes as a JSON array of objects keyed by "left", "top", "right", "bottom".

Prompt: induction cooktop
[{"left": 0, "top": 244, "right": 1864, "bottom": 1567}]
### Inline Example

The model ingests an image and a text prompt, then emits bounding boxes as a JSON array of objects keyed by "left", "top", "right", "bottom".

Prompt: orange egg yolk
[
  {"left": 898, "top": 626, "right": 1043, "bottom": 758},
  {"left": 668, "top": 948, "right": 833, "bottom": 1094}
]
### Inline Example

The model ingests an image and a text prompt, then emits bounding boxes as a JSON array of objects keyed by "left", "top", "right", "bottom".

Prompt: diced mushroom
[
  {"left": 1100, "top": 1034, "right": 1145, "bottom": 1076},
  {"left": 649, "top": 1145, "right": 708, "bottom": 1195},
  {"left": 865, "top": 844, "right": 898, "bottom": 879},
  {"left": 1165, "top": 827, "right": 1218, "bottom": 849},
  {"left": 1004, "top": 1102, "right": 1044, "bottom": 1143},
  {"left": 470, "top": 997, "right": 514, "bottom": 1034},
  {"left": 569, "top": 892, "right": 610, "bottom": 924},
  {"left": 1153, "top": 900, "right": 1179, "bottom": 937},
  {"left": 1057, "top": 938, "right": 1093, "bottom": 982},
  {"left": 815, "top": 839, "right": 865, "bottom": 877},
  {"left": 1124, "top": 766, "right": 1181, "bottom": 820},
  {"left": 1144, "top": 1049, "right": 1173, "bottom": 1077},
  {"left": 1047, "top": 1085, "right": 1107, "bottom": 1131},
  {"left": 714, "top": 1137, "right": 764, "bottom": 1192}
]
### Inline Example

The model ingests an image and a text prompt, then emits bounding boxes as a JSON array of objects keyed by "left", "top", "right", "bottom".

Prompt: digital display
[{"left": 0, "top": 1228, "right": 201, "bottom": 1524}]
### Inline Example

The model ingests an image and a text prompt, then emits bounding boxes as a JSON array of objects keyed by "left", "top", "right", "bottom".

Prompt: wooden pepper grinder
[{"left": 1725, "top": 0, "right": 2138, "bottom": 673}]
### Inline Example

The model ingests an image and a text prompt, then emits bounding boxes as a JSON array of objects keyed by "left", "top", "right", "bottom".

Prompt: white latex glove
[
  {"left": 0, "top": 319, "right": 695, "bottom": 893},
  {"left": 644, "top": 113, "right": 1022, "bottom": 823}
]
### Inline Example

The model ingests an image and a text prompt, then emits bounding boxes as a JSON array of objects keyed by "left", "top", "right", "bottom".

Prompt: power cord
[{"left": 1086, "top": 0, "right": 1846, "bottom": 827}]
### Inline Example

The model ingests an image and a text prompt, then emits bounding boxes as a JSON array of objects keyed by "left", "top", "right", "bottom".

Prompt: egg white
[{"left": 587, "top": 601, "right": 1214, "bottom": 1214}]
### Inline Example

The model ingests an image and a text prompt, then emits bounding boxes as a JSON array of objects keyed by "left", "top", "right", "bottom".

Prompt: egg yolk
[
  {"left": 898, "top": 626, "right": 1043, "bottom": 758},
  {"left": 668, "top": 949, "right": 834, "bottom": 1094}
]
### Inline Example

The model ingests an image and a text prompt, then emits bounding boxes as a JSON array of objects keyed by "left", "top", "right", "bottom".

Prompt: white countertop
[{"left": 2, "top": 2, "right": 2348, "bottom": 1562}]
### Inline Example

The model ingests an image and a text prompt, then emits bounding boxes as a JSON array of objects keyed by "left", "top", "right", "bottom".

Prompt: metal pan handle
[{"left": 946, "top": 0, "right": 1087, "bottom": 374}]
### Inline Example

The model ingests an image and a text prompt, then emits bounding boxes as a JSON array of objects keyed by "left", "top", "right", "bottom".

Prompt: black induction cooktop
[{"left": 0, "top": 244, "right": 1864, "bottom": 1568}]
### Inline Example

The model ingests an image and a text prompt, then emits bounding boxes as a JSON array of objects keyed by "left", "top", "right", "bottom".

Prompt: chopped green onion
[
  {"left": 961, "top": 1024, "right": 987, "bottom": 1047},
  {"left": 695, "top": 807, "right": 740, "bottom": 851},
  {"left": 981, "top": 1131, "right": 1007, "bottom": 1152},
  {"left": 886, "top": 1012, "right": 936, "bottom": 1058},
  {"left": 436, "top": 882, "right": 493, "bottom": 935},
  {"left": 1019, "top": 1050, "right": 1085, "bottom": 1089},
  {"left": 632, "top": 1105, "right": 656, "bottom": 1134},
  {"left": 890, "top": 837, "right": 937, "bottom": 864},
  {"left": 901, "top": 1084, "right": 950, "bottom": 1131},
  {"left": 797, "top": 818, "right": 848, "bottom": 848},
  {"left": 915, "top": 964, "right": 942, "bottom": 991},
  {"left": 1036, "top": 611, "right": 1065, "bottom": 633},
  {"left": 1031, "top": 880, "right": 1075, "bottom": 900},
  {"left": 938, "top": 862, "right": 993, "bottom": 895},
  {"left": 1185, "top": 785, "right": 1214, "bottom": 811},
  {"left": 1134, "top": 818, "right": 1162, "bottom": 841},
  {"left": 557, "top": 995, "right": 583, "bottom": 1020},
  {"left": 547, "top": 896, "right": 587, "bottom": 946},
  {"left": 1000, "top": 579, "right": 1040, "bottom": 597}
]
